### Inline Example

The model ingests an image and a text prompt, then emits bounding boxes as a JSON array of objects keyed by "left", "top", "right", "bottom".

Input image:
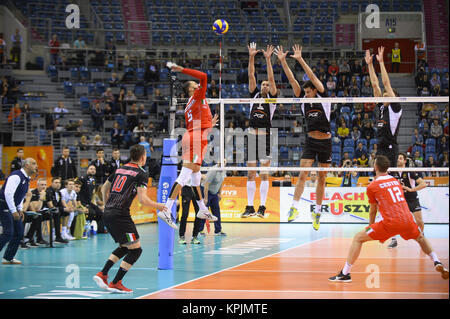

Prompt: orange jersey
[
  {"left": 182, "top": 68, "right": 212, "bottom": 131},
  {"left": 366, "top": 174, "right": 414, "bottom": 225}
]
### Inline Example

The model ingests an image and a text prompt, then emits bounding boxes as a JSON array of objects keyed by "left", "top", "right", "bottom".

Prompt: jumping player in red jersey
[
  {"left": 329, "top": 155, "right": 449, "bottom": 282},
  {"left": 158, "top": 63, "right": 219, "bottom": 228}
]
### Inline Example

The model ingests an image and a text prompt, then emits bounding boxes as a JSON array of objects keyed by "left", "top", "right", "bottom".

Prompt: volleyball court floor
[{"left": 0, "top": 223, "right": 448, "bottom": 299}]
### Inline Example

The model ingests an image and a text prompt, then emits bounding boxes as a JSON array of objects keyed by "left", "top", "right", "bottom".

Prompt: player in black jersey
[
  {"left": 276, "top": 44, "right": 332, "bottom": 230},
  {"left": 241, "top": 42, "right": 278, "bottom": 219},
  {"left": 388, "top": 153, "right": 427, "bottom": 249},
  {"left": 93, "top": 144, "right": 168, "bottom": 293},
  {"left": 366, "top": 47, "right": 402, "bottom": 167}
]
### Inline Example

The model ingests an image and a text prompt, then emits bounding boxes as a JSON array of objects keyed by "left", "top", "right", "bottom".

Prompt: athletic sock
[
  {"left": 197, "top": 199, "right": 208, "bottom": 211},
  {"left": 429, "top": 251, "right": 440, "bottom": 263},
  {"left": 260, "top": 180, "right": 269, "bottom": 207},
  {"left": 342, "top": 262, "right": 352, "bottom": 275},
  {"left": 62, "top": 226, "right": 67, "bottom": 235},
  {"left": 247, "top": 181, "right": 256, "bottom": 206},
  {"left": 314, "top": 204, "right": 321, "bottom": 215},
  {"left": 292, "top": 200, "right": 300, "bottom": 209},
  {"left": 101, "top": 259, "right": 115, "bottom": 276},
  {"left": 112, "top": 267, "right": 128, "bottom": 284},
  {"left": 165, "top": 198, "right": 175, "bottom": 212}
]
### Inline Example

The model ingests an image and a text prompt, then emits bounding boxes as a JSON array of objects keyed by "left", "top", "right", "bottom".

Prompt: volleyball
[{"left": 212, "top": 19, "right": 229, "bottom": 35}]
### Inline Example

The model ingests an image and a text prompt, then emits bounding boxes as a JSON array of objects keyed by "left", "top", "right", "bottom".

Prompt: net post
[{"left": 220, "top": 99, "right": 225, "bottom": 168}]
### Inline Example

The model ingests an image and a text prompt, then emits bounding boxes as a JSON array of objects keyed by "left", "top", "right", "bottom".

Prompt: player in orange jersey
[
  {"left": 158, "top": 63, "right": 219, "bottom": 228},
  {"left": 329, "top": 155, "right": 449, "bottom": 282}
]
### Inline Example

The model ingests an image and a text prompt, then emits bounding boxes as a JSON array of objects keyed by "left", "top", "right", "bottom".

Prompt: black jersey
[
  {"left": 299, "top": 90, "right": 331, "bottom": 134},
  {"left": 391, "top": 171, "right": 422, "bottom": 201},
  {"left": 249, "top": 89, "right": 277, "bottom": 129},
  {"left": 376, "top": 103, "right": 402, "bottom": 148},
  {"left": 105, "top": 162, "right": 149, "bottom": 213}
]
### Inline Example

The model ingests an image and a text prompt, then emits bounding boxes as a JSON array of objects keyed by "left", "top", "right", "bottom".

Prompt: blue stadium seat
[
  {"left": 344, "top": 138, "right": 354, "bottom": 148},
  {"left": 357, "top": 139, "right": 367, "bottom": 147},
  {"left": 369, "top": 138, "right": 378, "bottom": 146},
  {"left": 63, "top": 81, "right": 73, "bottom": 95},
  {"left": 343, "top": 147, "right": 354, "bottom": 157},
  {"left": 332, "top": 145, "right": 341, "bottom": 153}
]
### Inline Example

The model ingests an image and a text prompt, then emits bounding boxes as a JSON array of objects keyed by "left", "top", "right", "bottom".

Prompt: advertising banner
[
  {"left": 2, "top": 146, "right": 54, "bottom": 178},
  {"left": 280, "top": 187, "right": 449, "bottom": 223}
]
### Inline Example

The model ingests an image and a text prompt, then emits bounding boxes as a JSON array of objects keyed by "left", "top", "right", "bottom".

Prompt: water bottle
[
  {"left": 84, "top": 221, "right": 91, "bottom": 238},
  {"left": 90, "top": 220, "right": 97, "bottom": 236}
]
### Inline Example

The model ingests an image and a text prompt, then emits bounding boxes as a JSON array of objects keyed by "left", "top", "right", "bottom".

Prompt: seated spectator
[
  {"left": 430, "top": 73, "right": 441, "bottom": 88},
  {"left": 368, "top": 151, "right": 377, "bottom": 168},
  {"left": 340, "top": 152, "right": 352, "bottom": 167},
  {"left": 353, "top": 104, "right": 364, "bottom": 118},
  {"left": 439, "top": 151, "right": 449, "bottom": 167},
  {"left": 430, "top": 119, "right": 443, "bottom": 139},
  {"left": 337, "top": 121, "right": 350, "bottom": 141},
  {"left": 91, "top": 102, "right": 104, "bottom": 132},
  {"left": 361, "top": 79, "right": 373, "bottom": 97},
  {"left": 350, "top": 83, "right": 360, "bottom": 97},
  {"left": 126, "top": 103, "right": 139, "bottom": 131},
  {"left": 362, "top": 121, "right": 375, "bottom": 140},
  {"left": 356, "top": 153, "right": 369, "bottom": 170},
  {"left": 108, "top": 73, "right": 119, "bottom": 87},
  {"left": 291, "top": 120, "right": 302, "bottom": 137},
  {"left": 431, "top": 84, "right": 441, "bottom": 96},
  {"left": 425, "top": 155, "right": 438, "bottom": 171},
  {"left": 351, "top": 59, "right": 362, "bottom": 77},
  {"left": 147, "top": 121, "right": 156, "bottom": 134},
  {"left": 336, "top": 74, "right": 348, "bottom": 93},
  {"left": 208, "top": 80, "right": 219, "bottom": 98},
  {"left": 442, "top": 104, "right": 449, "bottom": 123},
  {"left": 92, "top": 134, "right": 105, "bottom": 146},
  {"left": 138, "top": 103, "right": 149, "bottom": 119},
  {"left": 7, "top": 102, "right": 21, "bottom": 123},
  {"left": 110, "top": 121, "right": 124, "bottom": 148},
  {"left": 117, "top": 87, "right": 126, "bottom": 114},
  {"left": 412, "top": 128, "right": 424, "bottom": 147},
  {"left": 364, "top": 103, "right": 375, "bottom": 117},
  {"left": 133, "top": 122, "right": 148, "bottom": 140},
  {"left": 54, "top": 101, "right": 69, "bottom": 119},
  {"left": 420, "top": 121, "right": 430, "bottom": 139},
  {"left": 353, "top": 142, "right": 367, "bottom": 160},
  {"left": 326, "top": 76, "right": 336, "bottom": 93},
  {"left": 102, "top": 87, "right": 115, "bottom": 104},
  {"left": 328, "top": 60, "right": 339, "bottom": 77},
  {"left": 416, "top": 74, "right": 431, "bottom": 95},
  {"left": 413, "top": 150, "right": 423, "bottom": 167},
  {"left": 351, "top": 126, "right": 361, "bottom": 141},
  {"left": 428, "top": 104, "right": 441, "bottom": 123},
  {"left": 103, "top": 103, "right": 113, "bottom": 120},
  {"left": 339, "top": 60, "right": 350, "bottom": 78},
  {"left": 124, "top": 89, "right": 137, "bottom": 106},
  {"left": 77, "top": 135, "right": 89, "bottom": 150}
]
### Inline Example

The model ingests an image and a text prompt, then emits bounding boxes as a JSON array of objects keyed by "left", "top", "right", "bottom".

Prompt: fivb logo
[
  {"left": 65, "top": 4, "right": 80, "bottom": 29},
  {"left": 365, "top": 4, "right": 380, "bottom": 29}
]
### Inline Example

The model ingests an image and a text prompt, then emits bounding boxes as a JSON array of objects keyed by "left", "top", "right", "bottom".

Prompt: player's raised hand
[
  {"left": 365, "top": 49, "right": 373, "bottom": 65},
  {"left": 167, "top": 62, "right": 183, "bottom": 72},
  {"left": 248, "top": 42, "right": 259, "bottom": 57},
  {"left": 262, "top": 45, "right": 275, "bottom": 59},
  {"left": 274, "top": 45, "right": 288, "bottom": 61},
  {"left": 290, "top": 44, "right": 303, "bottom": 60},
  {"left": 211, "top": 113, "right": 219, "bottom": 127},
  {"left": 376, "top": 46, "right": 385, "bottom": 62}
]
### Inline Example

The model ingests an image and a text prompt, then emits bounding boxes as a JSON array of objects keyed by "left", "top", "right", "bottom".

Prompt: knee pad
[
  {"left": 191, "top": 171, "right": 201, "bottom": 187},
  {"left": 123, "top": 247, "right": 143, "bottom": 266},
  {"left": 112, "top": 246, "right": 129, "bottom": 259},
  {"left": 175, "top": 167, "right": 193, "bottom": 187}
]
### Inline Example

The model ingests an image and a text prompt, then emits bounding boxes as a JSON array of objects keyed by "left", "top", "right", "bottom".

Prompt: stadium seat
[{"left": 344, "top": 138, "right": 354, "bottom": 148}]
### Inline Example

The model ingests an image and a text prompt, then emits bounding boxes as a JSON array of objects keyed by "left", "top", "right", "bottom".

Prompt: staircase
[
  {"left": 423, "top": 0, "right": 449, "bottom": 68},
  {"left": 121, "top": 0, "right": 150, "bottom": 46}
]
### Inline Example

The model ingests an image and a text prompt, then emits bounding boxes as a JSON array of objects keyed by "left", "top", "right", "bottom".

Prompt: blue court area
[{"left": 0, "top": 223, "right": 448, "bottom": 299}]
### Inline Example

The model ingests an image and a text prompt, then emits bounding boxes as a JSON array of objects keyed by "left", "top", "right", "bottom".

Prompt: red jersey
[
  {"left": 366, "top": 174, "right": 413, "bottom": 225},
  {"left": 182, "top": 68, "right": 212, "bottom": 131}
]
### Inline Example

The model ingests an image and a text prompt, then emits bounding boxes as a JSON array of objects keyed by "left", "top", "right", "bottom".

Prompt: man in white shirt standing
[{"left": 60, "top": 179, "right": 77, "bottom": 240}]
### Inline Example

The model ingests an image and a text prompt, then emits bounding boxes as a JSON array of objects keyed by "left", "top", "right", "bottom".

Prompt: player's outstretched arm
[
  {"left": 376, "top": 46, "right": 395, "bottom": 97},
  {"left": 247, "top": 42, "right": 259, "bottom": 93},
  {"left": 365, "top": 49, "right": 382, "bottom": 97},
  {"left": 137, "top": 187, "right": 168, "bottom": 212},
  {"left": 291, "top": 44, "right": 325, "bottom": 93},
  {"left": 262, "top": 44, "right": 277, "bottom": 96},
  {"left": 275, "top": 45, "right": 301, "bottom": 97}
]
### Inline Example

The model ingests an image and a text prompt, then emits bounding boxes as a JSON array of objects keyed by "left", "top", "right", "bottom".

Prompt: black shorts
[
  {"left": 246, "top": 132, "right": 271, "bottom": 162},
  {"left": 103, "top": 208, "right": 139, "bottom": 246},
  {"left": 406, "top": 197, "right": 422, "bottom": 213},
  {"left": 376, "top": 144, "right": 399, "bottom": 167},
  {"left": 301, "top": 137, "right": 332, "bottom": 163}
]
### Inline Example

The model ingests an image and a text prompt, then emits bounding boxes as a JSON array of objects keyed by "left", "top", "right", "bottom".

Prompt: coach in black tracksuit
[{"left": 51, "top": 147, "right": 78, "bottom": 183}]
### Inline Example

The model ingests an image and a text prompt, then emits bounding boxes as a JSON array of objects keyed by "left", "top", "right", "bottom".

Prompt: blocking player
[
  {"left": 241, "top": 42, "right": 277, "bottom": 219},
  {"left": 161, "top": 63, "right": 219, "bottom": 225},
  {"left": 366, "top": 47, "right": 402, "bottom": 167},
  {"left": 329, "top": 155, "right": 448, "bottom": 282},
  {"left": 387, "top": 152, "right": 427, "bottom": 249},
  {"left": 279, "top": 44, "right": 332, "bottom": 231},
  {"left": 93, "top": 144, "right": 168, "bottom": 293}
]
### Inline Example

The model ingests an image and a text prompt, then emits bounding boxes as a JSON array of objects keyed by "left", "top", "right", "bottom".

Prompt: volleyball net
[{"left": 169, "top": 96, "right": 449, "bottom": 174}]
